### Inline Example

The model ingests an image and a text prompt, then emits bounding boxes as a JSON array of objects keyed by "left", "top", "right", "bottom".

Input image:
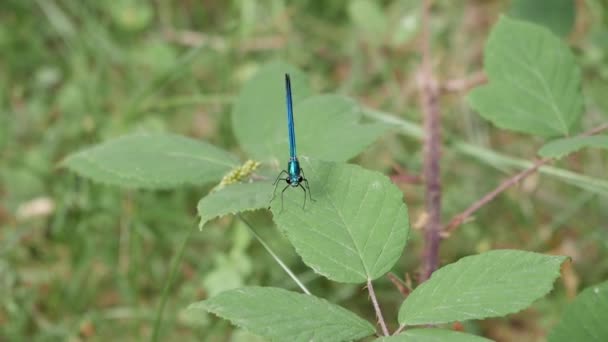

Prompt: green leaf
[
  {"left": 398, "top": 250, "right": 567, "bottom": 326},
  {"left": 190, "top": 287, "right": 376, "bottom": 342},
  {"left": 468, "top": 17, "right": 583, "bottom": 137},
  {"left": 197, "top": 182, "right": 271, "bottom": 228},
  {"left": 232, "top": 61, "right": 312, "bottom": 160},
  {"left": 509, "top": 0, "right": 575, "bottom": 37},
  {"left": 538, "top": 135, "right": 608, "bottom": 158},
  {"left": 271, "top": 159, "right": 409, "bottom": 283},
  {"left": 232, "top": 62, "right": 389, "bottom": 162},
  {"left": 289, "top": 95, "right": 389, "bottom": 162},
  {"left": 548, "top": 281, "right": 608, "bottom": 342},
  {"left": 62, "top": 133, "right": 238, "bottom": 189},
  {"left": 375, "top": 328, "right": 492, "bottom": 342}
]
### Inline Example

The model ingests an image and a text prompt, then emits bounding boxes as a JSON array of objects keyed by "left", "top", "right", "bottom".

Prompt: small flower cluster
[{"left": 215, "top": 160, "right": 261, "bottom": 190}]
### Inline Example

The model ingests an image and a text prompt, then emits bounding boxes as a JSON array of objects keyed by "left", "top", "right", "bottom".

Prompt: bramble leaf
[
  {"left": 232, "top": 62, "right": 389, "bottom": 162},
  {"left": 288, "top": 95, "right": 389, "bottom": 162},
  {"left": 190, "top": 287, "right": 376, "bottom": 342},
  {"left": 468, "top": 17, "right": 583, "bottom": 137},
  {"left": 509, "top": 0, "right": 575, "bottom": 37},
  {"left": 62, "top": 133, "right": 238, "bottom": 189},
  {"left": 197, "top": 182, "right": 272, "bottom": 228},
  {"left": 232, "top": 61, "right": 311, "bottom": 161},
  {"left": 271, "top": 159, "right": 409, "bottom": 283},
  {"left": 398, "top": 250, "right": 567, "bottom": 326},
  {"left": 538, "top": 135, "right": 608, "bottom": 158},
  {"left": 548, "top": 281, "right": 608, "bottom": 342},
  {"left": 375, "top": 328, "right": 492, "bottom": 342}
]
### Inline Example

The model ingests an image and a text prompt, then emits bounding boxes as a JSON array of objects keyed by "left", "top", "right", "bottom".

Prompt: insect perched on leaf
[{"left": 270, "top": 74, "right": 314, "bottom": 210}]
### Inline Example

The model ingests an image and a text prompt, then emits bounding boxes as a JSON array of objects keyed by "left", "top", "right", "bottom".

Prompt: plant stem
[
  {"left": 419, "top": 0, "right": 442, "bottom": 282},
  {"left": 444, "top": 157, "right": 551, "bottom": 235},
  {"left": 367, "top": 279, "right": 389, "bottom": 336},
  {"left": 363, "top": 109, "right": 608, "bottom": 196},
  {"left": 444, "top": 123, "right": 608, "bottom": 235},
  {"left": 238, "top": 215, "right": 312, "bottom": 295},
  {"left": 394, "top": 324, "right": 406, "bottom": 335},
  {"left": 151, "top": 228, "right": 193, "bottom": 342},
  {"left": 441, "top": 71, "right": 487, "bottom": 93},
  {"left": 387, "top": 272, "right": 411, "bottom": 298}
]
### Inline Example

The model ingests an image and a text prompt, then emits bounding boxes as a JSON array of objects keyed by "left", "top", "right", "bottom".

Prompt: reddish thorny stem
[
  {"left": 419, "top": 0, "right": 442, "bottom": 282},
  {"left": 414, "top": 0, "right": 608, "bottom": 283}
]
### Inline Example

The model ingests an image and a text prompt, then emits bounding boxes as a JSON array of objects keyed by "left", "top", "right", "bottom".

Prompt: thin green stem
[
  {"left": 151, "top": 228, "right": 194, "bottom": 342},
  {"left": 238, "top": 215, "right": 312, "bottom": 295},
  {"left": 363, "top": 109, "right": 608, "bottom": 195}
]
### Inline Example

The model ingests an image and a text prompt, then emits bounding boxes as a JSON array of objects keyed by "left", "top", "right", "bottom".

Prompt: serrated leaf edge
[{"left": 399, "top": 251, "right": 568, "bottom": 326}]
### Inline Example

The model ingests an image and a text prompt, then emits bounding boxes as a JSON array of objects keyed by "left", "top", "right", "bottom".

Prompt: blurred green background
[{"left": 1, "top": 0, "right": 607, "bottom": 341}]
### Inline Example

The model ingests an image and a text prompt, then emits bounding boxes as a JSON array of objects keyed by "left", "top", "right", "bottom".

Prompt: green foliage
[
  {"left": 539, "top": 135, "right": 608, "bottom": 158},
  {"left": 231, "top": 61, "right": 312, "bottom": 161},
  {"left": 375, "top": 328, "right": 492, "bottom": 342},
  {"left": 231, "top": 62, "right": 389, "bottom": 162},
  {"left": 202, "top": 225, "right": 253, "bottom": 297},
  {"left": 349, "top": 0, "right": 387, "bottom": 39},
  {"left": 468, "top": 17, "right": 583, "bottom": 137},
  {"left": 271, "top": 159, "right": 410, "bottom": 283},
  {"left": 106, "top": 0, "right": 154, "bottom": 31},
  {"left": 398, "top": 250, "right": 567, "bottom": 325},
  {"left": 292, "top": 95, "right": 390, "bottom": 161},
  {"left": 189, "top": 287, "right": 376, "bottom": 342},
  {"left": 509, "top": 0, "right": 575, "bottom": 37},
  {"left": 62, "top": 133, "right": 238, "bottom": 189},
  {"left": 198, "top": 182, "right": 272, "bottom": 228},
  {"left": 548, "top": 281, "right": 608, "bottom": 342},
  {"left": 4, "top": 1, "right": 604, "bottom": 340}
]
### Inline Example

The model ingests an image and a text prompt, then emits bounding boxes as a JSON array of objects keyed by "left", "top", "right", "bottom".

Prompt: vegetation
[{"left": 2, "top": 1, "right": 607, "bottom": 341}]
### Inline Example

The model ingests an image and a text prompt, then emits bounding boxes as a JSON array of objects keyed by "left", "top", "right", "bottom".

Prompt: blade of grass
[
  {"left": 151, "top": 228, "right": 194, "bottom": 342},
  {"left": 124, "top": 46, "right": 205, "bottom": 118}
]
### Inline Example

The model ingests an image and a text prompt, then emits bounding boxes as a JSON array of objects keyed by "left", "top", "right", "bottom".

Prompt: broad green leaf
[
  {"left": 548, "top": 281, "right": 608, "bottom": 342},
  {"left": 232, "top": 61, "right": 312, "bottom": 160},
  {"left": 232, "top": 62, "right": 389, "bottom": 162},
  {"left": 398, "top": 250, "right": 566, "bottom": 326},
  {"left": 468, "top": 17, "right": 583, "bottom": 137},
  {"left": 62, "top": 133, "right": 238, "bottom": 189},
  {"left": 375, "top": 328, "right": 491, "bottom": 342},
  {"left": 509, "top": 0, "right": 575, "bottom": 37},
  {"left": 539, "top": 135, "right": 608, "bottom": 158},
  {"left": 190, "top": 287, "right": 376, "bottom": 342},
  {"left": 271, "top": 159, "right": 409, "bottom": 283},
  {"left": 287, "top": 95, "right": 389, "bottom": 162},
  {"left": 197, "top": 182, "right": 272, "bottom": 228}
]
